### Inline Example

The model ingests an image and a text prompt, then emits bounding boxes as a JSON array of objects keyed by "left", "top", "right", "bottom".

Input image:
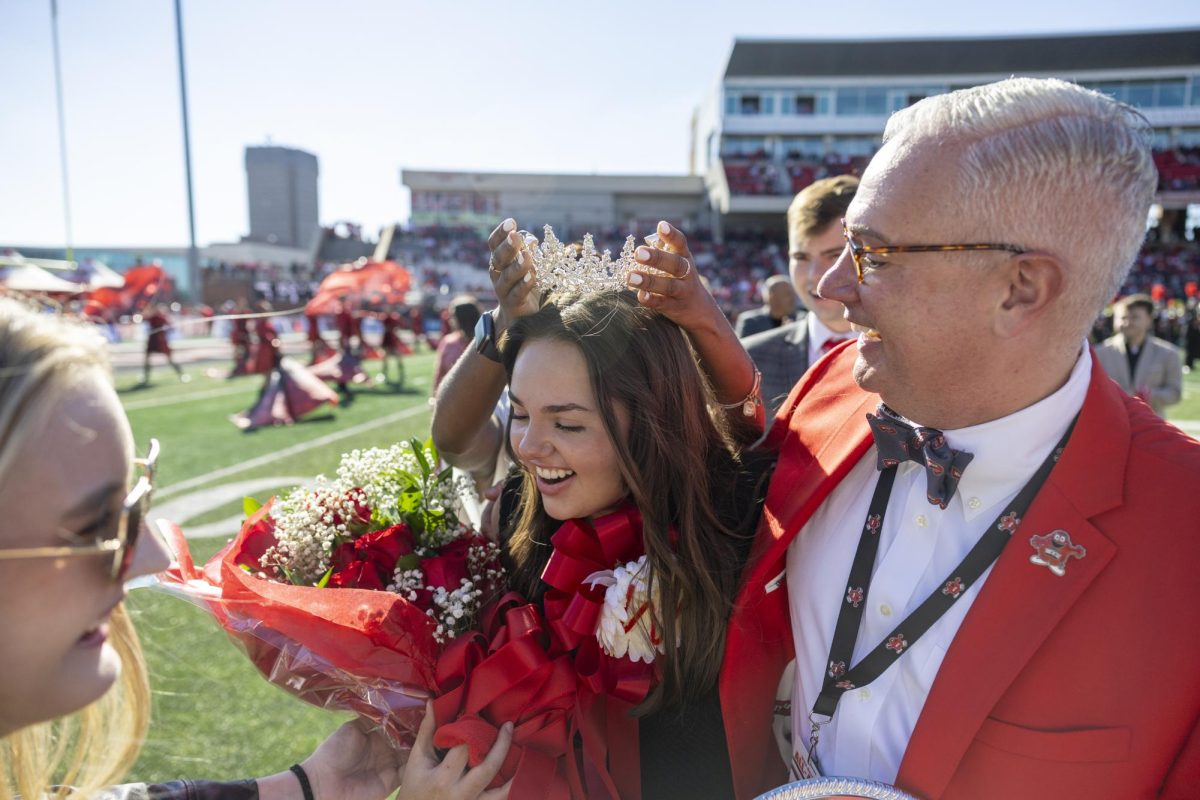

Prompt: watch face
[{"left": 475, "top": 310, "right": 493, "bottom": 353}]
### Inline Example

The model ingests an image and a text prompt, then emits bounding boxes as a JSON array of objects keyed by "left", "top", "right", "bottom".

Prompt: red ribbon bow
[
  {"left": 432, "top": 592, "right": 579, "bottom": 799},
  {"left": 431, "top": 505, "right": 661, "bottom": 800},
  {"left": 540, "top": 504, "right": 658, "bottom": 800}
]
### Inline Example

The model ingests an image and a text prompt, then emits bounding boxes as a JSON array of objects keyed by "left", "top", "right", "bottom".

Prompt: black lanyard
[{"left": 808, "top": 417, "right": 1077, "bottom": 756}]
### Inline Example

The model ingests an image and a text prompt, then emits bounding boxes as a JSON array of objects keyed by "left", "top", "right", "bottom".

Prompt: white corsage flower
[{"left": 585, "top": 555, "right": 665, "bottom": 664}]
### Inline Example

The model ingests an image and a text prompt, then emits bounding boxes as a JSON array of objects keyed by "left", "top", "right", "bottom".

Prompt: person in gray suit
[
  {"left": 734, "top": 275, "right": 798, "bottom": 338},
  {"left": 1095, "top": 293, "right": 1183, "bottom": 417},
  {"left": 742, "top": 176, "right": 859, "bottom": 416}
]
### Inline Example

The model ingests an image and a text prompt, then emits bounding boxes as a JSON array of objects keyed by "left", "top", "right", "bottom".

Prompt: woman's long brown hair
[{"left": 500, "top": 290, "right": 758, "bottom": 714}]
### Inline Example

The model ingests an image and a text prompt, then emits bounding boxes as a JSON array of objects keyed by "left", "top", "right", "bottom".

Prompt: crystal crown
[{"left": 530, "top": 226, "right": 638, "bottom": 295}]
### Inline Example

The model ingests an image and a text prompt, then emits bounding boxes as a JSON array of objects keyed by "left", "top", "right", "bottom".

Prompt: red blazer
[{"left": 719, "top": 344, "right": 1200, "bottom": 799}]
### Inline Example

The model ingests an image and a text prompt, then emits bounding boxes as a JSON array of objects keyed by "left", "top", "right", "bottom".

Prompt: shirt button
[
  {"left": 879, "top": 603, "right": 893, "bottom": 617},
  {"left": 915, "top": 514, "right": 928, "bottom": 528},
  {"left": 857, "top": 688, "right": 871, "bottom": 700},
  {"left": 968, "top": 497, "right": 982, "bottom": 510}
]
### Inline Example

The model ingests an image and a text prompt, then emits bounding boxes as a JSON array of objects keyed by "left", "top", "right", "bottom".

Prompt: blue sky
[{"left": 2, "top": 0, "right": 1198, "bottom": 248}]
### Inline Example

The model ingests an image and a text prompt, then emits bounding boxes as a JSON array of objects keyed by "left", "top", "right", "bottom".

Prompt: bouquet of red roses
[
  {"left": 159, "top": 442, "right": 662, "bottom": 797},
  {"left": 157, "top": 439, "right": 506, "bottom": 747}
]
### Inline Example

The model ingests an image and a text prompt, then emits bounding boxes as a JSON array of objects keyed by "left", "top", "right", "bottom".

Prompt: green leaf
[
  {"left": 413, "top": 444, "right": 431, "bottom": 479},
  {"left": 243, "top": 496, "right": 263, "bottom": 517},
  {"left": 424, "top": 436, "right": 439, "bottom": 463},
  {"left": 316, "top": 568, "right": 333, "bottom": 589},
  {"left": 395, "top": 553, "right": 420, "bottom": 572},
  {"left": 398, "top": 487, "right": 422, "bottom": 514}
]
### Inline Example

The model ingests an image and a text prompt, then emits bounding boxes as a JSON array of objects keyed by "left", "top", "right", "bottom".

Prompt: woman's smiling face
[{"left": 509, "top": 338, "right": 630, "bottom": 522}]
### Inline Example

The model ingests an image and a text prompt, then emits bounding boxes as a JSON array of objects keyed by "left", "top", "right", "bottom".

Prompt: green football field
[{"left": 122, "top": 356, "right": 1200, "bottom": 783}]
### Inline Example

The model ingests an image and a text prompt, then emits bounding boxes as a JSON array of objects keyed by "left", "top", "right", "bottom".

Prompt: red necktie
[{"left": 821, "top": 337, "right": 850, "bottom": 353}]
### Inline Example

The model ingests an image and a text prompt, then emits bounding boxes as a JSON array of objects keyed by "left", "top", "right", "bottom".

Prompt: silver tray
[{"left": 754, "top": 777, "right": 921, "bottom": 800}]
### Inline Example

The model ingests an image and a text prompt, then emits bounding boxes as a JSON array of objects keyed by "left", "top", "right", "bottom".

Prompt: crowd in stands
[
  {"left": 727, "top": 146, "right": 1200, "bottom": 197},
  {"left": 724, "top": 158, "right": 783, "bottom": 195},
  {"left": 391, "top": 225, "right": 492, "bottom": 270},
  {"left": 1154, "top": 146, "right": 1200, "bottom": 192},
  {"left": 205, "top": 260, "right": 330, "bottom": 305},
  {"left": 785, "top": 153, "right": 871, "bottom": 194},
  {"left": 1119, "top": 241, "right": 1200, "bottom": 301},
  {"left": 725, "top": 151, "right": 876, "bottom": 196},
  {"left": 194, "top": 224, "right": 1199, "bottom": 348},
  {"left": 201, "top": 258, "right": 452, "bottom": 310}
]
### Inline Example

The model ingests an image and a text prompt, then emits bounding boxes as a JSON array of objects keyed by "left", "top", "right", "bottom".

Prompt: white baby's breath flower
[
  {"left": 260, "top": 484, "right": 366, "bottom": 584},
  {"left": 386, "top": 568, "right": 425, "bottom": 602}
]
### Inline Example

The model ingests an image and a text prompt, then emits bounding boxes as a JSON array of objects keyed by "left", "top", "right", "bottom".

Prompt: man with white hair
[{"left": 721, "top": 78, "right": 1200, "bottom": 799}]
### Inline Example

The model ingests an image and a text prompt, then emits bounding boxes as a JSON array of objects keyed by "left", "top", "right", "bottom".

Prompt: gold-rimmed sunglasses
[
  {"left": 841, "top": 218, "right": 1026, "bottom": 284},
  {"left": 0, "top": 439, "right": 159, "bottom": 582}
]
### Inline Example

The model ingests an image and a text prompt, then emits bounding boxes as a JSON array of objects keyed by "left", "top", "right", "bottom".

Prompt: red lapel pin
[{"left": 1028, "top": 529, "right": 1086, "bottom": 577}]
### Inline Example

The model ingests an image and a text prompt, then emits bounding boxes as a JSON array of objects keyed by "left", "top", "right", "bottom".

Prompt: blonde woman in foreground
[{"left": 0, "top": 299, "right": 416, "bottom": 800}]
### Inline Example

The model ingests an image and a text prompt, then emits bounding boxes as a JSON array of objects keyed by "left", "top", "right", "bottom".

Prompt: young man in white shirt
[{"left": 742, "top": 176, "right": 858, "bottom": 416}]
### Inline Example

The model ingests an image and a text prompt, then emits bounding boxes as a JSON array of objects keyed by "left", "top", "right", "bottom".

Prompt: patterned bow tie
[
  {"left": 820, "top": 337, "right": 851, "bottom": 353},
  {"left": 865, "top": 404, "right": 975, "bottom": 509}
]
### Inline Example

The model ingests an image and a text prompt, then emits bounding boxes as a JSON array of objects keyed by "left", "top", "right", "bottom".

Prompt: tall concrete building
[{"left": 245, "top": 145, "right": 320, "bottom": 249}]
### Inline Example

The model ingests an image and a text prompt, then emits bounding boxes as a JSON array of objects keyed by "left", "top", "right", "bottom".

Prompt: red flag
[
  {"left": 82, "top": 264, "right": 171, "bottom": 318},
  {"left": 306, "top": 261, "right": 412, "bottom": 316}
]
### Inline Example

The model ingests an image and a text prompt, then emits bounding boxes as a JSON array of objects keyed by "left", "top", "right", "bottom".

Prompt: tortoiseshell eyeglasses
[{"left": 841, "top": 218, "right": 1026, "bottom": 284}]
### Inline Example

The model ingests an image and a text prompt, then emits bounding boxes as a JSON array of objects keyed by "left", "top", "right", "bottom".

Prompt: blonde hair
[
  {"left": 884, "top": 77, "right": 1157, "bottom": 338},
  {"left": 0, "top": 299, "right": 151, "bottom": 799}
]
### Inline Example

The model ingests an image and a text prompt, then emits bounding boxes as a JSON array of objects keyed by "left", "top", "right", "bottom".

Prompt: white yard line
[
  {"left": 124, "top": 385, "right": 250, "bottom": 411},
  {"left": 126, "top": 375, "right": 426, "bottom": 412},
  {"left": 156, "top": 403, "right": 431, "bottom": 500}
]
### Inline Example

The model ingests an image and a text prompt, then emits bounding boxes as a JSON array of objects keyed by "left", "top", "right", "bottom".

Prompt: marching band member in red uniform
[
  {"left": 140, "top": 304, "right": 187, "bottom": 385},
  {"left": 227, "top": 300, "right": 252, "bottom": 378}
]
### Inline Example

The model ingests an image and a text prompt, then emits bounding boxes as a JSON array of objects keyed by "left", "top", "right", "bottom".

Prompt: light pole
[
  {"left": 173, "top": 0, "right": 200, "bottom": 298},
  {"left": 49, "top": 0, "right": 74, "bottom": 263}
]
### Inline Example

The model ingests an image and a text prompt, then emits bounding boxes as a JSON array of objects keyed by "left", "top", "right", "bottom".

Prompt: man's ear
[{"left": 995, "top": 252, "right": 1065, "bottom": 338}]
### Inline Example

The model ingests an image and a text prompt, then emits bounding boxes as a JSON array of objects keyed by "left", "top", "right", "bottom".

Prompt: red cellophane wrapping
[
  {"left": 155, "top": 508, "right": 594, "bottom": 797},
  {"left": 155, "top": 505, "right": 435, "bottom": 749}
]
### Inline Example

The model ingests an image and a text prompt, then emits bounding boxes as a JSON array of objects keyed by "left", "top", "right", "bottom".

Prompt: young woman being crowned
[{"left": 415, "top": 225, "right": 774, "bottom": 800}]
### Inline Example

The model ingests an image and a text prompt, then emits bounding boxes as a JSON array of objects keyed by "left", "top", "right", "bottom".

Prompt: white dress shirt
[
  {"left": 806, "top": 313, "right": 854, "bottom": 367},
  {"left": 787, "top": 345, "right": 1092, "bottom": 782}
]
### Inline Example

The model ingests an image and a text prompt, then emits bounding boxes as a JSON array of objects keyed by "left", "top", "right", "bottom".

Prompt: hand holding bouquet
[{"left": 158, "top": 439, "right": 505, "bottom": 747}]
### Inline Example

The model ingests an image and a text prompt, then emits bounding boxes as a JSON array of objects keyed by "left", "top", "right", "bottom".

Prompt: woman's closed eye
[{"left": 510, "top": 409, "right": 583, "bottom": 433}]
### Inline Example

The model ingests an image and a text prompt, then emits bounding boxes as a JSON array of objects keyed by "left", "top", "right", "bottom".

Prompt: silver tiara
[{"left": 530, "top": 225, "right": 639, "bottom": 294}]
